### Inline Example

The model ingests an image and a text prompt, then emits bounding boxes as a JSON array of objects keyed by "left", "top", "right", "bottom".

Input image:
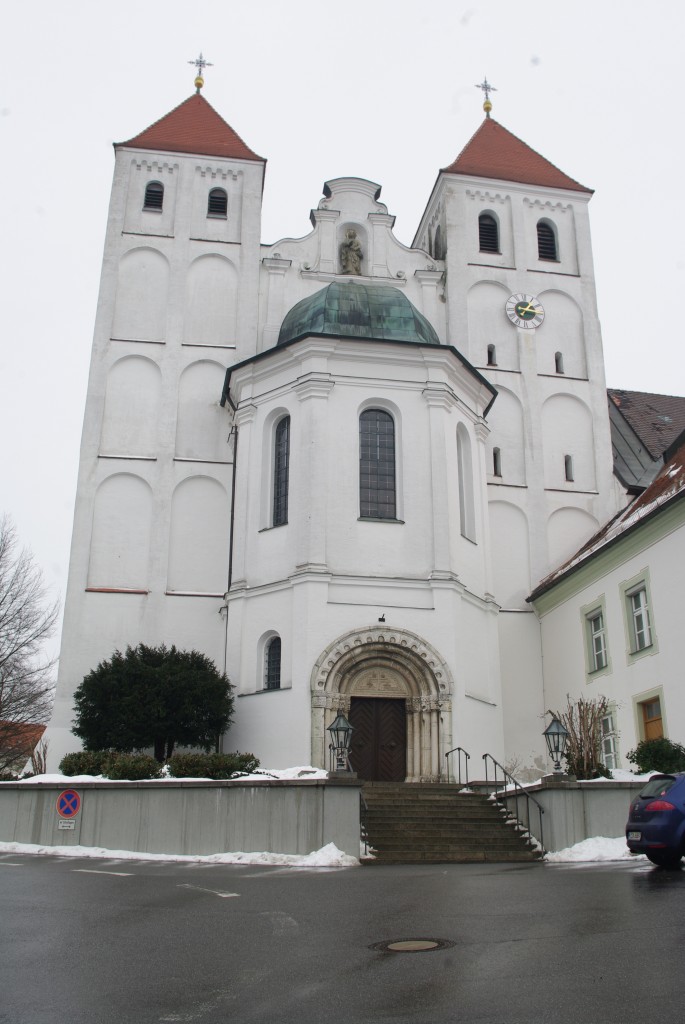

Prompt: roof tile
[
  {"left": 608, "top": 389, "right": 685, "bottom": 460},
  {"left": 443, "top": 117, "right": 591, "bottom": 193},
  {"left": 117, "top": 94, "right": 264, "bottom": 162}
]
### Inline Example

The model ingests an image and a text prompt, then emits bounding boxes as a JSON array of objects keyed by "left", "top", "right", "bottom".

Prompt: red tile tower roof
[
  {"left": 443, "top": 117, "right": 591, "bottom": 193},
  {"left": 116, "top": 94, "right": 264, "bottom": 162}
]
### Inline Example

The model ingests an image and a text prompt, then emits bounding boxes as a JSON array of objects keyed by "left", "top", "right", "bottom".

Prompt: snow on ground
[
  {"left": 545, "top": 836, "right": 644, "bottom": 863},
  {"left": 7, "top": 766, "right": 330, "bottom": 785},
  {"left": 0, "top": 839, "right": 358, "bottom": 867}
]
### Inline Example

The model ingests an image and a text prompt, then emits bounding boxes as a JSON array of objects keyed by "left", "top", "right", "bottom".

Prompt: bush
[
  {"left": 627, "top": 738, "right": 685, "bottom": 774},
  {"left": 166, "top": 752, "right": 260, "bottom": 780},
  {"left": 101, "top": 753, "right": 163, "bottom": 781},
  {"left": 59, "top": 750, "right": 111, "bottom": 776}
]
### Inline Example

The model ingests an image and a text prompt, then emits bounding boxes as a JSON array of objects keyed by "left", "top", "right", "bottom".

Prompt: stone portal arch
[{"left": 310, "top": 627, "right": 453, "bottom": 782}]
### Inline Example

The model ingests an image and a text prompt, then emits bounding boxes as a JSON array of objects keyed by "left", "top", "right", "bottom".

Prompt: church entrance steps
[{"left": 361, "top": 782, "right": 541, "bottom": 864}]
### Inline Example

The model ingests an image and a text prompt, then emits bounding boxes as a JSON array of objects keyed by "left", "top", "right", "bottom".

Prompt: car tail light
[{"left": 644, "top": 800, "right": 676, "bottom": 812}]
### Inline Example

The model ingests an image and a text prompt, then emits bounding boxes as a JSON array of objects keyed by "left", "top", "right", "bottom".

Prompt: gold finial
[
  {"left": 475, "top": 76, "right": 497, "bottom": 117},
  {"left": 188, "top": 52, "right": 213, "bottom": 93}
]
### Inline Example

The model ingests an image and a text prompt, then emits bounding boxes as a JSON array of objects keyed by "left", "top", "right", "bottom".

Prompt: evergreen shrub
[
  {"left": 627, "top": 738, "right": 685, "bottom": 774},
  {"left": 101, "top": 753, "right": 163, "bottom": 780},
  {"left": 166, "top": 752, "right": 260, "bottom": 779},
  {"left": 59, "top": 750, "right": 111, "bottom": 776}
]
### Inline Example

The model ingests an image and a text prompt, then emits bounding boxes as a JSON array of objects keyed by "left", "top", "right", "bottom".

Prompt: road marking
[
  {"left": 73, "top": 868, "right": 134, "bottom": 876},
  {"left": 177, "top": 883, "right": 239, "bottom": 899},
  {"left": 0, "top": 862, "right": 23, "bottom": 867}
]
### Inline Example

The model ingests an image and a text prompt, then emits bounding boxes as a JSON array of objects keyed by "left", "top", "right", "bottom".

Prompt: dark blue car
[{"left": 626, "top": 773, "right": 685, "bottom": 868}]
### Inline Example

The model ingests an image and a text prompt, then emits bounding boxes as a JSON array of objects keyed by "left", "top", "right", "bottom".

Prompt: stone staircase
[{"left": 361, "top": 782, "right": 542, "bottom": 864}]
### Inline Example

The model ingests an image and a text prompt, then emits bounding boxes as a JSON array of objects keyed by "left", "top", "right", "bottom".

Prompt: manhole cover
[{"left": 369, "top": 938, "right": 455, "bottom": 953}]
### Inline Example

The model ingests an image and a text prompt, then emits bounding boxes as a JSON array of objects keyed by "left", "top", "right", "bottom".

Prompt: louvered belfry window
[
  {"left": 537, "top": 220, "right": 557, "bottom": 260},
  {"left": 273, "top": 416, "right": 290, "bottom": 526},
  {"left": 479, "top": 213, "right": 499, "bottom": 253},
  {"left": 143, "top": 181, "right": 164, "bottom": 210},
  {"left": 207, "top": 187, "right": 228, "bottom": 217},
  {"left": 360, "top": 409, "right": 396, "bottom": 519}
]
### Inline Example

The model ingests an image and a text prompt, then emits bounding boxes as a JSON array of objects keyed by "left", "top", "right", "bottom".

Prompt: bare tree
[
  {"left": 0, "top": 516, "right": 58, "bottom": 775},
  {"left": 551, "top": 694, "right": 611, "bottom": 780}
]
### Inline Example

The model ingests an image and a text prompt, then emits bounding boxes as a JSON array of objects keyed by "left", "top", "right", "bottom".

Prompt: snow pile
[
  {"left": 545, "top": 836, "right": 643, "bottom": 862},
  {"left": 0, "top": 839, "right": 357, "bottom": 867},
  {"left": 8, "top": 766, "right": 329, "bottom": 785}
]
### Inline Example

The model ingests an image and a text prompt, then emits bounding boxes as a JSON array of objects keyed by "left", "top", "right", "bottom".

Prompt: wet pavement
[{"left": 1, "top": 852, "right": 682, "bottom": 1023}]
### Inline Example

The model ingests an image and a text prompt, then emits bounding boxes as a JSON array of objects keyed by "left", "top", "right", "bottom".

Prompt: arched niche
[
  {"left": 536, "top": 291, "right": 587, "bottom": 377},
  {"left": 167, "top": 476, "right": 229, "bottom": 593},
  {"left": 467, "top": 281, "right": 519, "bottom": 369},
  {"left": 547, "top": 507, "right": 599, "bottom": 569},
  {"left": 485, "top": 386, "right": 526, "bottom": 484},
  {"left": 488, "top": 501, "right": 531, "bottom": 607},
  {"left": 100, "top": 355, "right": 161, "bottom": 456},
  {"left": 541, "top": 394, "right": 596, "bottom": 490},
  {"left": 175, "top": 360, "right": 228, "bottom": 461},
  {"left": 457, "top": 422, "right": 476, "bottom": 541},
  {"left": 310, "top": 626, "right": 453, "bottom": 782},
  {"left": 88, "top": 474, "right": 152, "bottom": 589},
  {"left": 112, "top": 247, "right": 169, "bottom": 342},
  {"left": 184, "top": 254, "right": 237, "bottom": 346}
]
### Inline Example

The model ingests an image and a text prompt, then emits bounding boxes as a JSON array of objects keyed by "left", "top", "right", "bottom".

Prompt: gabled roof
[
  {"left": 530, "top": 438, "right": 685, "bottom": 601},
  {"left": 608, "top": 389, "right": 685, "bottom": 461},
  {"left": 442, "top": 117, "right": 591, "bottom": 193},
  {"left": 116, "top": 93, "right": 264, "bottom": 162}
]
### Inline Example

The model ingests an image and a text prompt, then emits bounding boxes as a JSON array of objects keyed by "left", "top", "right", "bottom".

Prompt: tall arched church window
[
  {"left": 487, "top": 344, "right": 497, "bottom": 366},
  {"left": 143, "top": 181, "right": 164, "bottom": 211},
  {"left": 360, "top": 409, "right": 396, "bottom": 519},
  {"left": 434, "top": 225, "right": 443, "bottom": 260},
  {"left": 273, "top": 416, "right": 290, "bottom": 527},
  {"left": 555, "top": 351, "right": 565, "bottom": 374},
  {"left": 479, "top": 213, "right": 499, "bottom": 253},
  {"left": 207, "top": 187, "right": 228, "bottom": 218},
  {"left": 457, "top": 424, "right": 476, "bottom": 541},
  {"left": 564, "top": 454, "right": 574, "bottom": 482},
  {"left": 493, "top": 447, "right": 502, "bottom": 477},
  {"left": 265, "top": 636, "right": 281, "bottom": 690},
  {"left": 537, "top": 220, "right": 558, "bottom": 261}
]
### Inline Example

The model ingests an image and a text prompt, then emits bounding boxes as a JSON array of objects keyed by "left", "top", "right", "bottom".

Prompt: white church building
[{"left": 46, "top": 82, "right": 631, "bottom": 779}]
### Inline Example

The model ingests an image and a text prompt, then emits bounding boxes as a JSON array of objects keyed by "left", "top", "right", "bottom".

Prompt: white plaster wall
[{"left": 100, "top": 355, "right": 161, "bottom": 456}]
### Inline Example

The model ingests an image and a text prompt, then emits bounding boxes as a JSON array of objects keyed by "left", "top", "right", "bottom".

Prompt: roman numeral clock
[{"left": 505, "top": 293, "right": 545, "bottom": 329}]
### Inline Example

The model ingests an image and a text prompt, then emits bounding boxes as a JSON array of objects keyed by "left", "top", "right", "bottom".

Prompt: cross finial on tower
[
  {"left": 475, "top": 76, "right": 497, "bottom": 117},
  {"left": 188, "top": 52, "right": 213, "bottom": 93}
]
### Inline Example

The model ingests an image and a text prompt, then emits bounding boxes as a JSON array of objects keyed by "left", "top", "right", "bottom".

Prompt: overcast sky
[{"left": 2, "top": 0, "right": 685, "bottom": 653}]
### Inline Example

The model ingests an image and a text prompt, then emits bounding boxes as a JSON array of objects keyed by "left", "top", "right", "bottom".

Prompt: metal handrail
[
  {"left": 482, "top": 753, "right": 545, "bottom": 854},
  {"left": 359, "top": 791, "right": 370, "bottom": 857},
  {"left": 444, "top": 746, "right": 470, "bottom": 786}
]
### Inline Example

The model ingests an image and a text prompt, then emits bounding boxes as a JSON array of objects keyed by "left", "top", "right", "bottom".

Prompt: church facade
[{"left": 46, "top": 89, "right": 625, "bottom": 778}]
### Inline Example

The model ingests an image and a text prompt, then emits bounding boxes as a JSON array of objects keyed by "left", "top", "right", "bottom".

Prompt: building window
[
  {"left": 265, "top": 637, "right": 281, "bottom": 690},
  {"left": 487, "top": 344, "right": 497, "bottom": 366},
  {"left": 600, "top": 710, "right": 619, "bottom": 769},
  {"left": 457, "top": 423, "right": 476, "bottom": 542},
  {"left": 273, "top": 416, "right": 290, "bottom": 527},
  {"left": 478, "top": 213, "right": 499, "bottom": 253},
  {"left": 564, "top": 455, "right": 574, "bottom": 482},
  {"left": 359, "top": 409, "right": 396, "bottom": 519},
  {"left": 434, "top": 225, "right": 444, "bottom": 260},
  {"left": 587, "top": 610, "right": 607, "bottom": 672},
  {"left": 143, "top": 181, "right": 164, "bottom": 211},
  {"left": 537, "top": 219, "right": 557, "bottom": 261},
  {"left": 628, "top": 587, "right": 652, "bottom": 651},
  {"left": 207, "top": 187, "right": 228, "bottom": 218},
  {"left": 493, "top": 447, "right": 502, "bottom": 477},
  {"left": 555, "top": 351, "right": 565, "bottom": 374}
]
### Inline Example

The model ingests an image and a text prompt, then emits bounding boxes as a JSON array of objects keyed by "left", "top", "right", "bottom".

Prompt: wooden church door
[{"left": 349, "top": 697, "right": 406, "bottom": 781}]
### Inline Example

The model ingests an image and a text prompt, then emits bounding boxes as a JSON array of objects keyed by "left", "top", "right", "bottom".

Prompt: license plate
[{"left": 628, "top": 831, "right": 642, "bottom": 841}]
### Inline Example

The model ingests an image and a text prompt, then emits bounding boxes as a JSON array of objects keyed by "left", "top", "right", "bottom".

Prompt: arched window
[
  {"left": 434, "top": 225, "right": 443, "bottom": 260},
  {"left": 537, "top": 220, "right": 557, "bottom": 261},
  {"left": 493, "top": 447, "right": 502, "bottom": 477},
  {"left": 555, "top": 351, "right": 565, "bottom": 374},
  {"left": 360, "top": 409, "right": 396, "bottom": 519},
  {"left": 564, "top": 454, "right": 574, "bottom": 482},
  {"left": 143, "top": 181, "right": 164, "bottom": 211},
  {"left": 457, "top": 424, "right": 476, "bottom": 541},
  {"left": 479, "top": 213, "right": 499, "bottom": 253},
  {"left": 265, "top": 636, "right": 281, "bottom": 690},
  {"left": 273, "top": 416, "right": 290, "bottom": 526},
  {"left": 487, "top": 344, "right": 497, "bottom": 366},
  {"left": 207, "top": 187, "right": 228, "bottom": 218}
]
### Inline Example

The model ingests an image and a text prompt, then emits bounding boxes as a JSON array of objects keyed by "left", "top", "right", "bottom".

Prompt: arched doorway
[{"left": 310, "top": 627, "right": 453, "bottom": 782}]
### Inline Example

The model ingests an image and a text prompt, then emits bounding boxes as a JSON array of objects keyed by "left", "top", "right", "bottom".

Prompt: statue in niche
[{"left": 340, "top": 228, "right": 363, "bottom": 276}]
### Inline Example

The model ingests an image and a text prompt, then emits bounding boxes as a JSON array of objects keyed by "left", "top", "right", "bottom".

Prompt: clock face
[{"left": 505, "top": 293, "right": 545, "bottom": 330}]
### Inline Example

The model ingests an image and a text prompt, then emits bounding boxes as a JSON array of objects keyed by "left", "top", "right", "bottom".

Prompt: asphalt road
[{"left": 1, "top": 852, "right": 682, "bottom": 1024}]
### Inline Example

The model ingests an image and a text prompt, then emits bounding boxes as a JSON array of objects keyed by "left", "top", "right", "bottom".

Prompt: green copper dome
[{"left": 277, "top": 281, "right": 441, "bottom": 347}]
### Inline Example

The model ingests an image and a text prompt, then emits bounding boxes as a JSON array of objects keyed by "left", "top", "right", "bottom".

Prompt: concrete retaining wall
[
  {"left": 497, "top": 777, "right": 645, "bottom": 852},
  {"left": 0, "top": 778, "right": 362, "bottom": 858}
]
